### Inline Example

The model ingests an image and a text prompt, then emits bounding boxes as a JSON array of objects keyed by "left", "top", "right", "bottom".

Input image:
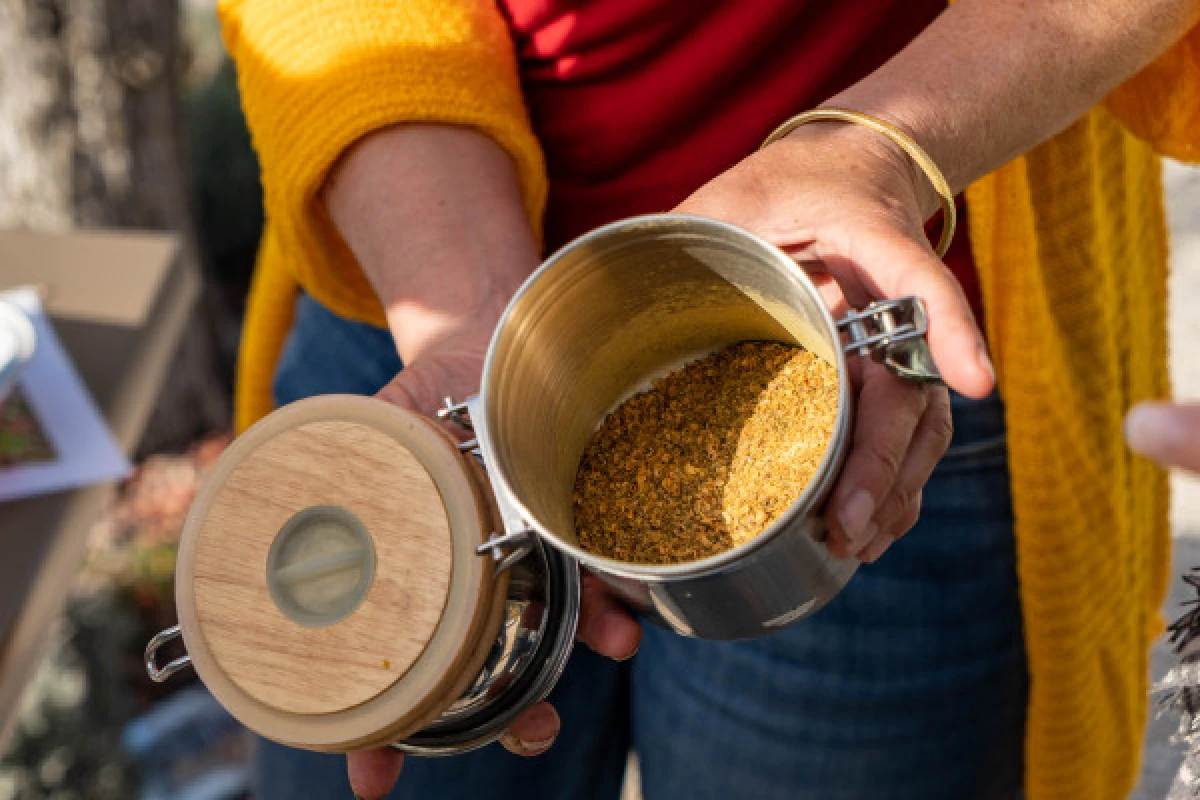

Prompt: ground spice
[{"left": 573, "top": 341, "right": 839, "bottom": 565}]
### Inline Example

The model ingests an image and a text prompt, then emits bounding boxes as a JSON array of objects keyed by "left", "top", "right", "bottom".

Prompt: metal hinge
[
  {"left": 477, "top": 530, "right": 535, "bottom": 574},
  {"left": 438, "top": 396, "right": 475, "bottom": 432},
  {"left": 838, "top": 296, "right": 944, "bottom": 384},
  {"left": 439, "top": 397, "right": 483, "bottom": 461}
]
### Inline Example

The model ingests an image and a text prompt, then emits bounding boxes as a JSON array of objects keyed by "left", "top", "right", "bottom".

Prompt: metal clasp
[
  {"left": 477, "top": 530, "right": 535, "bottom": 575},
  {"left": 438, "top": 397, "right": 475, "bottom": 432},
  {"left": 451, "top": 394, "right": 542, "bottom": 575},
  {"left": 441, "top": 394, "right": 530, "bottom": 572},
  {"left": 838, "top": 296, "right": 944, "bottom": 384},
  {"left": 439, "top": 397, "right": 482, "bottom": 460},
  {"left": 145, "top": 624, "right": 192, "bottom": 682}
]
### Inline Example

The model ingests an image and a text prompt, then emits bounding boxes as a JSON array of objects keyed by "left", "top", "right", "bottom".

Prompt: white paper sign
[{"left": 0, "top": 287, "right": 130, "bottom": 502}]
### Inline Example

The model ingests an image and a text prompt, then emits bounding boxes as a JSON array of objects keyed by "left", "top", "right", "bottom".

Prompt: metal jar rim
[{"left": 477, "top": 213, "right": 853, "bottom": 582}]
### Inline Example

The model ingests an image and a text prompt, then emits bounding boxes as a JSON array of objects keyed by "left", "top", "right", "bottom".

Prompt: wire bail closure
[{"left": 839, "top": 296, "right": 943, "bottom": 384}]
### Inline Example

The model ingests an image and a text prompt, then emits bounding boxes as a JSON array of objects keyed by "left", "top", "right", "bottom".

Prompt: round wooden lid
[{"left": 175, "top": 395, "right": 506, "bottom": 751}]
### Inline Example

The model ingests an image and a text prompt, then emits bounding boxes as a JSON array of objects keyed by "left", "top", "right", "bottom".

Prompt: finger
[
  {"left": 856, "top": 230, "right": 994, "bottom": 399},
  {"left": 1126, "top": 402, "right": 1200, "bottom": 474},
  {"left": 499, "top": 702, "right": 560, "bottom": 756},
  {"left": 826, "top": 362, "right": 926, "bottom": 558},
  {"left": 347, "top": 748, "right": 405, "bottom": 800},
  {"left": 870, "top": 387, "right": 952, "bottom": 540},
  {"left": 578, "top": 574, "right": 641, "bottom": 660},
  {"left": 859, "top": 527, "right": 895, "bottom": 564},
  {"left": 864, "top": 489, "right": 926, "bottom": 563},
  {"left": 861, "top": 489, "right": 922, "bottom": 564}
]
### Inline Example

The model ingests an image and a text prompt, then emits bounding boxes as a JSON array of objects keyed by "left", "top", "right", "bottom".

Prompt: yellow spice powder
[{"left": 573, "top": 341, "right": 839, "bottom": 565}]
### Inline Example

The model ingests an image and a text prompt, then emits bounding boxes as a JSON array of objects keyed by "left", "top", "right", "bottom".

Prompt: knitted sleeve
[
  {"left": 218, "top": 0, "right": 547, "bottom": 329},
  {"left": 1107, "top": 26, "right": 1200, "bottom": 162}
]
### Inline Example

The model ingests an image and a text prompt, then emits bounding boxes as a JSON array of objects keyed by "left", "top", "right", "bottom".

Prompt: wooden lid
[{"left": 175, "top": 395, "right": 506, "bottom": 752}]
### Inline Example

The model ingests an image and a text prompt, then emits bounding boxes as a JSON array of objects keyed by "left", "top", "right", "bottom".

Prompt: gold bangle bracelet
[{"left": 761, "top": 108, "right": 957, "bottom": 259}]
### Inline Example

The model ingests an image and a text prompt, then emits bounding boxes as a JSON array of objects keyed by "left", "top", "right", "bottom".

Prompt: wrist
[
  {"left": 865, "top": 121, "right": 944, "bottom": 224},
  {"left": 780, "top": 118, "right": 941, "bottom": 224},
  {"left": 814, "top": 90, "right": 959, "bottom": 210},
  {"left": 384, "top": 278, "right": 517, "bottom": 368}
]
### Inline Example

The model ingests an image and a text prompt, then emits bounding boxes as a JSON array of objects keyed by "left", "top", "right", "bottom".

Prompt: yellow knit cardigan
[{"left": 218, "top": 1, "right": 1200, "bottom": 797}]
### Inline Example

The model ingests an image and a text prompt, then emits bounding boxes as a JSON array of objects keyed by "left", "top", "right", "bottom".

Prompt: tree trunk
[{"left": 0, "top": 0, "right": 231, "bottom": 454}]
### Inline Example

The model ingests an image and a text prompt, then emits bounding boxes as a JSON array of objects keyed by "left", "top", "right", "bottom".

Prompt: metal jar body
[{"left": 475, "top": 214, "right": 858, "bottom": 640}]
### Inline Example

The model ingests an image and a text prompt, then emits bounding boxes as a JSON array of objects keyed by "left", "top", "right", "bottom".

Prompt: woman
[{"left": 219, "top": 1, "right": 1200, "bottom": 798}]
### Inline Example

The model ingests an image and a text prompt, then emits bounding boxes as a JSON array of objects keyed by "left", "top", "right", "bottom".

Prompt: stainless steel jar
[
  {"left": 469, "top": 213, "right": 939, "bottom": 639},
  {"left": 146, "top": 213, "right": 938, "bottom": 754}
]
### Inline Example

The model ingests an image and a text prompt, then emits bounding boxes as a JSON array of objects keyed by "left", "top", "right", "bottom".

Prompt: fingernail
[
  {"left": 977, "top": 341, "right": 995, "bottom": 384},
  {"left": 853, "top": 522, "right": 879, "bottom": 557},
  {"left": 522, "top": 736, "right": 556, "bottom": 754},
  {"left": 838, "top": 490, "right": 875, "bottom": 545},
  {"left": 500, "top": 731, "right": 555, "bottom": 755},
  {"left": 861, "top": 532, "right": 892, "bottom": 563},
  {"left": 616, "top": 640, "right": 640, "bottom": 662},
  {"left": 1125, "top": 403, "right": 1177, "bottom": 459}
]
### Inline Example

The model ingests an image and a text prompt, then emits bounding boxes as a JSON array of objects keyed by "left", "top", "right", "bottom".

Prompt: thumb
[
  {"left": 853, "top": 230, "right": 994, "bottom": 398},
  {"left": 348, "top": 748, "right": 404, "bottom": 800},
  {"left": 1126, "top": 401, "right": 1200, "bottom": 474}
]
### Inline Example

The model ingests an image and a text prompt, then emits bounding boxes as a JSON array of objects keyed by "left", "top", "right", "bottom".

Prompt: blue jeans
[{"left": 257, "top": 294, "right": 1027, "bottom": 800}]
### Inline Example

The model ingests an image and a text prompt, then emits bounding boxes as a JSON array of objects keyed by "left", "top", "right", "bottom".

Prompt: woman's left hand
[
  {"left": 675, "top": 120, "right": 994, "bottom": 562},
  {"left": 1126, "top": 402, "right": 1200, "bottom": 474}
]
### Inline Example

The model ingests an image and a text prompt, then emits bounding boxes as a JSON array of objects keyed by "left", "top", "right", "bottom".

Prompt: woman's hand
[
  {"left": 325, "top": 124, "right": 642, "bottom": 800},
  {"left": 1126, "top": 402, "right": 1200, "bottom": 474},
  {"left": 676, "top": 120, "right": 990, "bottom": 561},
  {"left": 343, "top": 320, "right": 643, "bottom": 798},
  {"left": 348, "top": 336, "right": 642, "bottom": 800}
]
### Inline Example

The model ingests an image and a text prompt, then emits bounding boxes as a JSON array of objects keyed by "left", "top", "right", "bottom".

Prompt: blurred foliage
[
  {"left": 1, "top": 434, "right": 228, "bottom": 800},
  {"left": 0, "top": 596, "right": 141, "bottom": 800}
]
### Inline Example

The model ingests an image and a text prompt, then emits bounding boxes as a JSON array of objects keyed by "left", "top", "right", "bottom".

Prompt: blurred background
[
  {"left": 0, "top": 2, "right": 1197, "bottom": 799},
  {"left": 1, "top": 2, "right": 254, "bottom": 798}
]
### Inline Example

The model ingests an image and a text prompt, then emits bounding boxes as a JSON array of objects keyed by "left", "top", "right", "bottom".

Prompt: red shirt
[{"left": 499, "top": 0, "right": 983, "bottom": 325}]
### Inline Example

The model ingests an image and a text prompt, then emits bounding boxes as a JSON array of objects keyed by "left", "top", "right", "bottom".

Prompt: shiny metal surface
[
  {"left": 479, "top": 214, "right": 859, "bottom": 640},
  {"left": 423, "top": 539, "right": 548, "bottom": 727},
  {"left": 396, "top": 539, "right": 579, "bottom": 755},
  {"left": 476, "top": 529, "right": 535, "bottom": 574},
  {"left": 838, "top": 296, "right": 943, "bottom": 384},
  {"left": 144, "top": 624, "right": 191, "bottom": 682}
]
